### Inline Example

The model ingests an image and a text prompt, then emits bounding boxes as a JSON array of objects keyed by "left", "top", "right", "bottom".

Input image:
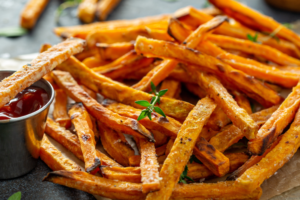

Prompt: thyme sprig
[
  {"left": 247, "top": 32, "right": 258, "bottom": 43},
  {"left": 178, "top": 165, "right": 194, "bottom": 184},
  {"left": 135, "top": 82, "right": 168, "bottom": 121},
  {"left": 55, "top": 0, "right": 82, "bottom": 24}
]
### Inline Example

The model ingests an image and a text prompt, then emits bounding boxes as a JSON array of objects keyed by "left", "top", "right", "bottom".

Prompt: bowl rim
[{"left": 0, "top": 70, "right": 55, "bottom": 123}]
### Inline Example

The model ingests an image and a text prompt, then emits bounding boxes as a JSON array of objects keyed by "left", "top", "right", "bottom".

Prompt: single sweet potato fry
[
  {"left": 101, "top": 166, "right": 142, "bottom": 183},
  {"left": 194, "top": 137, "right": 230, "bottom": 177},
  {"left": 53, "top": 89, "right": 71, "bottom": 128},
  {"left": 0, "top": 38, "right": 85, "bottom": 109},
  {"left": 209, "top": 0, "right": 300, "bottom": 49},
  {"left": 231, "top": 90, "right": 252, "bottom": 114},
  {"left": 43, "top": 73, "right": 59, "bottom": 90},
  {"left": 43, "top": 171, "right": 146, "bottom": 200},
  {"left": 146, "top": 97, "right": 216, "bottom": 200},
  {"left": 40, "top": 134, "right": 81, "bottom": 172},
  {"left": 69, "top": 104, "right": 99, "bottom": 172},
  {"left": 96, "top": 0, "right": 121, "bottom": 21},
  {"left": 75, "top": 48, "right": 98, "bottom": 61},
  {"left": 96, "top": 42, "right": 134, "bottom": 61},
  {"left": 20, "top": 0, "right": 49, "bottom": 29},
  {"left": 160, "top": 79, "right": 181, "bottom": 99},
  {"left": 165, "top": 138, "right": 175, "bottom": 156},
  {"left": 135, "top": 36, "right": 281, "bottom": 107},
  {"left": 80, "top": 85, "right": 97, "bottom": 99},
  {"left": 248, "top": 81, "right": 300, "bottom": 155},
  {"left": 152, "top": 130, "right": 169, "bottom": 147},
  {"left": 45, "top": 118, "right": 122, "bottom": 167},
  {"left": 129, "top": 155, "right": 141, "bottom": 167},
  {"left": 54, "top": 15, "right": 170, "bottom": 39},
  {"left": 227, "top": 136, "right": 282, "bottom": 181},
  {"left": 82, "top": 56, "right": 110, "bottom": 68},
  {"left": 56, "top": 56, "right": 194, "bottom": 121},
  {"left": 210, "top": 106, "right": 279, "bottom": 153},
  {"left": 77, "top": 0, "right": 98, "bottom": 23},
  {"left": 138, "top": 138, "right": 160, "bottom": 193},
  {"left": 52, "top": 70, "right": 155, "bottom": 142},
  {"left": 98, "top": 122, "right": 135, "bottom": 166},
  {"left": 236, "top": 106, "right": 300, "bottom": 193},
  {"left": 101, "top": 99, "right": 182, "bottom": 138},
  {"left": 208, "top": 34, "right": 300, "bottom": 67}
]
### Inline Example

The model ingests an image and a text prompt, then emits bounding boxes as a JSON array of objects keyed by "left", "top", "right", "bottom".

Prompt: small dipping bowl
[{"left": 0, "top": 70, "right": 54, "bottom": 179}]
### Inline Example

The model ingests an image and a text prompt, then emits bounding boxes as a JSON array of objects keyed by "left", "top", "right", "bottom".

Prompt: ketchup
[{"left": 0, "top": 86, "right": 49, "bottom": 120}]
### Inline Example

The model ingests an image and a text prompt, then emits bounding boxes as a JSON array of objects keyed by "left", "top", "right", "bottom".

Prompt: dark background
[{"left": 1, "top": 0, "right": 300, "bottom": 199}]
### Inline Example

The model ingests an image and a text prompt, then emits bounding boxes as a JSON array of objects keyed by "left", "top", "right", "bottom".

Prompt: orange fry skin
[
  {"left": 40, "top": 135, "right": 82, "bottom": 172},
  {"left": 160, "top": 79, "right": 181, "bottom": 99},
  {"left": 96, "top": 0, "right": 121, "bottom": 21},
  {"left": 101, "top": 167, "right": 142, "bottom": 183},
  {"left": 232, "top": 90, "right": 252, "bottom": 114},
  {"left": 77, "top": 0, "right": 98, "bottom": 23},
  {"left": 146, "top": 97, "right": 216, "bottom": 200},
  {"left": 69, "top": 103, "right": 100, "bottom": 172},
  {"left": 135, "top": 36, "right": 281, "bottom": 107},
  {"left": 0, "top": 38, "right": 85, "bottom": 109},
  {"left": 98, "top": 123, "right": 135, "bottom": 166},
  {"left": 248, "top": 81, "right": 300, "bottom": 155},
  {"left": 53, "top": 89, "right": 71, "bottom": 129},
  {"left": 45, "top": 118, "right": 122, "bottom": 167},
  {"left": 20, "top": 0, "right": 49, "bottom": 29},
  {"left": 210, "top": 106, "right": 278, "bottom": 153},
  {"left": 96, "top": 42, "right": 134, "bottom": 61},
  {"left": 236, "top": 106, "right": 300, "bottom": 193},
  {"left": 52, "top": 70, "right": 155, "bottom": 142},
  {"left": 129, "top": 155, "right": 142, "bottom": 167}
]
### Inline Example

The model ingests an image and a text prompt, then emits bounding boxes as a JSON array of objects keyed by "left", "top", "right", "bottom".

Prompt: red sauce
[{"left": 0, "top": 86, "right": 49, "bottom": 120}]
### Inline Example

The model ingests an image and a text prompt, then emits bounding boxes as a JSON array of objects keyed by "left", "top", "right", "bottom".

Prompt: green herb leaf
[
  {"left": 283, "top": 23, "right": 293, "bottom": 29},
  {"left": 135, "top": 100, "right": 151, "bottom": 107},
  {"left": 189, "top": 155, "right": 202, "bottom": 164},
  {"left": 8, "top": 191, "right": 21, "bottom": 200},
  {"left": 150, "top": 82, "right": 157, "bottom": 94},
  {"left": 154, "top": 106, "right": 166, "bottom": 117},
  {"left": 147, "top": 112, "right": 152, "bottom": 120},
  {"left": 137, "top": 110, "right": 148, "bottom": 121},
  {"left": 0, "top": 27, "right": 27, "bottom": 37},
  {"left": 178, "top": 166, "right": 194, "bottom": 184},
  {"left": 158, "top": 89, "right": 168, "bottom": 97},
  {"left": 150, "top": 97, "right": 156, "bottom": 104},
  {"left": 247, "top": 33, "right": 258, "bottom": 43}
]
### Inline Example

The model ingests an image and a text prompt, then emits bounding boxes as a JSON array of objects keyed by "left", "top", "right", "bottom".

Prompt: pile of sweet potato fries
[{"left": 13, "top": 0, "right": 300, "bottom": 199}]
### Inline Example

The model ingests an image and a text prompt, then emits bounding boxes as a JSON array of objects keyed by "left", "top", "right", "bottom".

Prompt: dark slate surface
[{"left": 1, "top": 0, "right": 300, "bottom": 199}]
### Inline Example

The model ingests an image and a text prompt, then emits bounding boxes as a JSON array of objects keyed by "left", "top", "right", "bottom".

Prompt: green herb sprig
[
  {"left": 135, "top": 82, "right": 168, "bottom": 121},
  {"left": 8, "top": 191, "right": 21, "bottom": 200},
  {"left": 0, "top": 27, "right": 27, "bottom": 37},
  {"left": 283, "top": 23, "right": 293, "bottom": 29},
  {"left": 178, "top": 165, "right": 194, "bottom": 184},
  {"left": 247, "top": 33, "right": 258, "bottom": 43},
  {"left": 189, "top": 155, "right": 202, "bottom": 164},
  {"left": 55, "top": 0, "right": 82, "bottom": 24}
]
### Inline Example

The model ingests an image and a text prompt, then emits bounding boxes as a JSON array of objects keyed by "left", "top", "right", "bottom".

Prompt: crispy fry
[
  {"left": 138, "top": 138, "right": 160, "bottom": 193},
  {"left": 40, "top": 134, "right": 81, "bottom": 172},
  {"left": 69, "top": 104, "right": 100, "bottom": 172},
  {"left": 192, "top": 70, "right": 258, "bottom": 140},
  {"left": 209, "top": 0, "right": 300, "bottom": 49},
  {"left": 20, "top": 0, "right": 49, "bottom": 29},
  {"left": 237, "top": 106, "right": 300, "bottom": 192},
  {"left": 176, "top": 6, "right": 300, "bottom": 58},
  {"left": 146, "top": 97, "right": 216, "bottom": 200},
  {"left": 232, "top": 90, "right": 252, "bottom": 114},
  {"left": 194, "top": 137, "right": 230, "bottom": 177},
  {"left": 56, "top": 55, "right": 193, "bottom": 120},
  {"left": 227, "top": 136, "right": 282, "bottom": 181},
  {"left": 77, "top": 0, "right": 98, "bottom": 23},
  {"left": 0, "top": 39, "right": 85, "bottom": 109},
  {"left": 101, "top": 166, "right": 141, "bottom": 183},
  {"left": 210, "top": 106, "right": 279, "bottom": 153},
  {"left": 40, "top": 43, "right": 52, "bottom": 52},
  {"left": 101, "top": 99, "right": 182, "bottom": 138},
  {"left": 53, "top": 89, "right": 71, "bottom": 128},
  {"left": 45, "top": 118, "right": 122, "bottom": 167},
  {"left": 98, "top": 122, "right": 135, "bottom": 166},
  {"left": 135, "top": 36, "right": 281, "bottom": 107},
  {"left": 81, "top": 85, "right": 97, "bottom": 99},
  {"left": 199, "top": 126, "right": 219, "bottom": 141},
  {"left": 126, "top": 62, "right": 158, "bottom": 80},
  {"left": 43, "top": 73, "right": 59, "bottom": 89},
  {"left": 93, "top": 51, "right": 154, "bottom": 80},
  {"left": 160, "top": 79, "right": 181, "bottom": 99},
  {"left": 152, "top": 130, "right": 168, "bottom": 147},
  {"left": 43, "top": 171, "right": 146, "bottom": 200},
  {"left": 169, "top": 17, "right": 300, "bottom": 88},
  {"left": 129, "top": 155, "right": 141, "bottom": 167},
  {"left": 52, "top": 70, "right": 155, "bottom": 142},
  {"left": 87, "top": 26, "right": 172, "bottom": 47},
  {"left": 75, "top": 48, "right": 98, "bottom": 61},
  {"left": 54, "top": 15, "right": 170, "bottom": 39},
  {"left": 248, "top": 81, "right": 300, "bottom": 155},
  {"left": 165, "top": 138, "right": 175, "bottom": 156},
  {"left": 208, "top": 34, "right": 300, "bottom": 67},
  {"left": 96, "top": 0, "right": 121, "bottom": 21},
  {"left": 96, "top": 42, "right": 134, "bottom": 60}
]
